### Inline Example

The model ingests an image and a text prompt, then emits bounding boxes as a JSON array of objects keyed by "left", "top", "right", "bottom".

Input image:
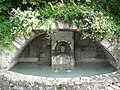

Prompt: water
[{"left": 10, "top": 62, "right": 116, "bottom": 78}]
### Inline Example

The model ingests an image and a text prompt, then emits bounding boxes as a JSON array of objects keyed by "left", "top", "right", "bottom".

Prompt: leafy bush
[
  {"left": 11, "top": 2, "right": 119, "bottom": 41},
  {"left": 0, "top": 0, "right": 120, "bottom": 52}
]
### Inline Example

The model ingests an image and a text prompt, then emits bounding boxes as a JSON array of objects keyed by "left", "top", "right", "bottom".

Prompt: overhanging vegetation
[{"left": 0, "top": 0, "right": 120, "bottom": 52}]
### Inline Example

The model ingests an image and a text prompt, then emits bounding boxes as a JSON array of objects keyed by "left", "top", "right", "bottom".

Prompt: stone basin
[{"left": 0, "top": 70, "right": 120, "bottom": 90}]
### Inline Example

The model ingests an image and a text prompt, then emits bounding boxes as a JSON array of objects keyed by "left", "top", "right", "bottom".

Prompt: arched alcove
[
  {"left": 7, "top": 30, "right": 117, "bottom": 78},
  {"left": 74, "top": 32, "right": 108, "bottom": 63},
  {"left": 0, "top": 23, "right": 119, "bottom": 69},
  {"left": 18, "top": 34, "right": 51, "bottom": 64},
  {"left": 13, "top": 30, "right": 115, "bottom": 66}
]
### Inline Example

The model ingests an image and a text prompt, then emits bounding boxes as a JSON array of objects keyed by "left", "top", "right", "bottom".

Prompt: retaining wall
[{"left": 0, "top": 71, "right": 120, "bottom": 90}]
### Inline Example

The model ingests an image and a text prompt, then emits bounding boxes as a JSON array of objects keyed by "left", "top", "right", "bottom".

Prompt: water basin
[{"left": 9, "top": 62, "right": 117, "bottom": 78}]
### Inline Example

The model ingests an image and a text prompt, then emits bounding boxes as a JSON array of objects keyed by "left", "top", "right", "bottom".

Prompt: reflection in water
[{"left": 52, "top": 46, "right": 74, "bottom": 72}]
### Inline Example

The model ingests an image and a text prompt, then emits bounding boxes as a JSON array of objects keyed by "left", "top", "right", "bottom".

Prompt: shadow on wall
[
  {"left": 18, "top": 34, "right": 51, "bottom": 64},
  {"left": 74, "top": 32, "right": 108, "bottom": 63}
]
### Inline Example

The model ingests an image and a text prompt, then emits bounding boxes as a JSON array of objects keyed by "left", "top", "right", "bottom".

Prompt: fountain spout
[
  {"left": 59, "top": 46, "right": 66, "bottom": 65},
  {"left": 52, "top": 46, "right": 74, "bottom": 71}
]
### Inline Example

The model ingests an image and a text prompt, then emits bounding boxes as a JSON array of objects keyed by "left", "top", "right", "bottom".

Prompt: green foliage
[
  {"left": 10, "top": 8, "right": 41, "bottom": 35},
  {"left": 92, "top": 0, "right": 120, "bottom": 17},
  {"left": 11, "top": 1, "right": 119, "bottom": 41},
  {"left": 53, "top": 3, "right": 119, "bottom": 41},
  {"left": 0, "top": 0, "right": 22, "bottom": 51},
  {"left": 0, "top": 0, "right": 120, "bottom": 52},
  {"left": 0, "top": 19, "right": 14, "bottom": 50}
]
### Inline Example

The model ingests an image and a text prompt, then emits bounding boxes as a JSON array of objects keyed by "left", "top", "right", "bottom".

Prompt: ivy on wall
[
  {"left": 11, "top": 2, "right": 119, "bottom": 40},
  {"left": 0, "top": 0, "right": 120, "bottom": 52}
]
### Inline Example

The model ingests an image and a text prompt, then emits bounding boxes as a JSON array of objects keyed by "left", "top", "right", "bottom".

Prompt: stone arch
[
  {"left": 0, "top": 22, "right": 119, "bottom": 69},
  {"left": 100, "top": 40, "right": 120, "bottom": 69},
  {"left": 0, "top": 32, "right": 41, "bottom": 69},
  {"left": 18, "top": 34, "right": 51, "bottom": 64}
]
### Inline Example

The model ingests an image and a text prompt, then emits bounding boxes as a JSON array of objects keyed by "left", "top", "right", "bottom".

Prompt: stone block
[
  {"left": 14, "top": 37, "right": 25, "bottom": 45},
  {"left": 110, "top": 85, "right": 120, "bottom": 90},
  {"left": 0, "top": 59, "right": 9, "bottom": 69},
  {"left": 73, "top": 25, "right": 77, "bottom": 29},
  {"left": 51, "top": 22, "right": 56, "bottom": 30},
  {"left": 40, "top": 25, "right": 46, "bottom": 30},
  {"left": 39, "top": 86, "right": 44, "bottom": 90},
  {"left": 105, "top": 86, "right": 114, "bottom": 90},
  {"left": 2, "top": 81, "right": 10, "bottom": 86},
  {"left": 57, "top": 21, "right": 64, "bottom": 29},
  {"left": 116, "top": 61, "right": 120, "bottom": 69},
  {"left": 100, "top": 40, "right": 111, "bottom": 49},
  {"left": 25, "top": 35, "right": 31, "bottom": 40},
  {"left": 30, "top": 32, "right": 35, "bottom": 37},
  {"left": 45, "top": 81, "right": 53, "bottom": 85},
  {"left": 13, "top": 86, "right": 24, "bottom": 90},
  {"left": 75, "top": 85, "right": 81, "bottom": 90},
  {"left": 18, "top": 58, "right": 38, "bottom": 62},
  {"left": 12, "top": 41, "right": 22, "bottom": 49}
]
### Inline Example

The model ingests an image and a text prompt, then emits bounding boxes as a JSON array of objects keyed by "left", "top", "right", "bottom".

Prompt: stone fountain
[{"left": 51, "top": 31, "right": 75, "bottom": 71}]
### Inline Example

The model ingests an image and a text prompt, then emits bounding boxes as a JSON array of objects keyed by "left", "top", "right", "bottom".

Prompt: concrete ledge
[
  {"left": 75, "top": 58, "right": 108, "bottom": 63},
  {"left": 18, "top": 58, "right": 38, "bottom": 62}
]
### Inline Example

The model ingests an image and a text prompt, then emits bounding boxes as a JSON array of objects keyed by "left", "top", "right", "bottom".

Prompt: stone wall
[
  {"left": 17, "top": 31, "right": 110, "bottom": 65},
  {"left": 0, "top": 21, "right": 120, "bottom": 90},
  {"left": 0, "top": 32, "right": 38, "bottom": 69},
  {"left": 51, "top": 31, "right": 75, "bottom": 66},
  {"left": 18, "top": 34, "right": 51, "bottom": 64},
  {"left": 74, "top": 32, "right": 108, "bottom": 63},
  {"left": 0, "top": 32, "right": 119, "bottom": 69},
  {"left": 0, "top": 21, "right": 119, "bottom": 69},
  {"left": 101, "top": 38, "right": 120, "bottom": 69},
  {"left": 0, "top": 71, "right": 120, "bottom": 90}
]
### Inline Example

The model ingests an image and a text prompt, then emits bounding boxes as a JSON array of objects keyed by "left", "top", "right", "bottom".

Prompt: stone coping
[
  {"left": 0, "top": 70, "right": 119, "bottom": 82},
  {"left": 0, "top": 70, "right": 120, "bottom": 90}
]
